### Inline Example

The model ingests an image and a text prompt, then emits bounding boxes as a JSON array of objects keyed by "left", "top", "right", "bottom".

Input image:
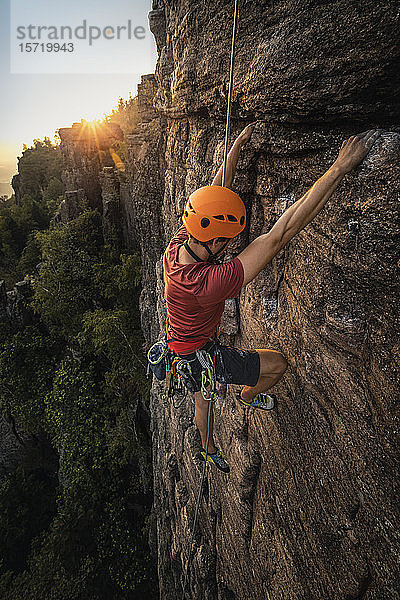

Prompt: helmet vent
[
  {"left": 188, "top": 202, "right": 196, "bottom": 213},
  {"left": 240, "top": 216, "right": 245, "bottom": 226},
  {"left": 201, "top": 217, "right": 210, "bottom": 228},
  {"left": 227, "top": 214, "right": 238, "bottom": 222},
  {"left": 213, "top": 215, "right": 225, "bottom": 221}
]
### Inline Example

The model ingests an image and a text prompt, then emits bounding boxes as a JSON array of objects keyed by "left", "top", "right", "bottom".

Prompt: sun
[
  {"left": 82, "top": 118, "right": 103, "bottom": 130},
  {"left": 74, "top": 118, "right": 125, "bottom": 172}
]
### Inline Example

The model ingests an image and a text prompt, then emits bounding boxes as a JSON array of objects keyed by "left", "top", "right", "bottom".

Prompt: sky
[{"left": 0, "top": 0, "right": 157, "bottom": 197}]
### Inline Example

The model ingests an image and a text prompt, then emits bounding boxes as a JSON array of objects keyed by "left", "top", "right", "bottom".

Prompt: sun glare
[
  {"left": 70, "top": 118, "right": 124, "bottom": 172},
  {"left": 82, "top": 118, "right": 103, "bottom": 129}
]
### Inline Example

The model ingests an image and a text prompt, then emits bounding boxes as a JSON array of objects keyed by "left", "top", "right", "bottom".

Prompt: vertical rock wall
[
  {"left": 129, "top": 1, "right": 400, "bottom": 599},
  {"left": 54, "top": 1, "right": 400, "bottom": 597}
]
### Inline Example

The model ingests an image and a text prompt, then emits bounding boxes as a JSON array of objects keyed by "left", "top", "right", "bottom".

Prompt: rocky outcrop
[
  {"left": 56, "top": 120, "right": 123, "bottom": 227},
  {"left": 11, "top": 173, "right": 22, "bottom": 205},
  {"left": 127, "top": 1, "right": 400, "bottom": 599},
  {"left": 123, "top": 73, "right": 166, "bottom": 341},
  {"left": 0, "top": 278, "right": 35, "bottom": 327}
]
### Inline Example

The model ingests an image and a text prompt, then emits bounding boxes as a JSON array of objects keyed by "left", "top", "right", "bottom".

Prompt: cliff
[
  {"left": 144, "top": 1, "right": 400, "bottom": 598},
  {"left": 57, "top": 0, "right": 400, "bottom": 598}
]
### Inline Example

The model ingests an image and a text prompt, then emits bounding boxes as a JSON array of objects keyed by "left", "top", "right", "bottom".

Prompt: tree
[
  {"left": 16, "top": 138, "right": 63, "bottom": 204},
  {"left": 42, "top": 177, "right": 65, "bottom": 216},
  {"left": 0, "top": 204, "right": 157, "bottom": 599}
]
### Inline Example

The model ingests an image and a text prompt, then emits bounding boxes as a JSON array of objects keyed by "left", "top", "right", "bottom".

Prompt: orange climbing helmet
[{"left": 182, "top": 185, "right": 246, "bottom": 242}]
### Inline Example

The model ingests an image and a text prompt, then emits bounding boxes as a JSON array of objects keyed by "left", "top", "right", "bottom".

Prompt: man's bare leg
[
  {"left": 194, "top": 391, "right": 216, "bottom": 453},
  {"left": 241, "top": 349, "right": 287, "bottom": 402},
  {"left": 194, "top": 350, "right": 286, "bottom": 448}
]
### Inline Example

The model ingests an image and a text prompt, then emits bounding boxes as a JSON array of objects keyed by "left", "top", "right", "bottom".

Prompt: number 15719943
[{"left": 19, "top": 43, "right": 74, "bottom": 52}]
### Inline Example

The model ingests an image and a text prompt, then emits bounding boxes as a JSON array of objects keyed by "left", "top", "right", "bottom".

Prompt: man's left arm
[{"left": 211, "top": 122, "right": 257, "bottom": 188}]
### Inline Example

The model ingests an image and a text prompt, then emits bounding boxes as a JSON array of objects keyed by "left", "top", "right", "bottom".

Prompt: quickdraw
[
  {"left": 168, "top": 356, "right": 197, "bottom": 409},
  {"left": 195, "top": 348, "right": 219, "bottom": 402}
]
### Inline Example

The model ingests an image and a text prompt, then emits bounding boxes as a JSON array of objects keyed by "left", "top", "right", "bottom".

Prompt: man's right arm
[{"left": 237, "top": 130, "right": 381, "bottom": 287}]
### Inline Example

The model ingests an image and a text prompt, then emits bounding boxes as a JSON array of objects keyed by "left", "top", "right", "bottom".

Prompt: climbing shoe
[
  {"left": 237, "top": 392, "right": 276, "bottom": 411},
  {"left": 200, "top": 447, "right": 230, "bottom": 474}
]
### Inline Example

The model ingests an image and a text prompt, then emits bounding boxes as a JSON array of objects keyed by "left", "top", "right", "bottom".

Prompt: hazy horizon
[{"left": 0, "top": 0, "right": 157, "bottom": 197}]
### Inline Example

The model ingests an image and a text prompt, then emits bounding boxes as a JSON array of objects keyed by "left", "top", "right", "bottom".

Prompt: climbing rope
[
  {"left": 222, "top": 0, "right": 239, "bottom": 188},
  {"left": 181, "top": 1, "right": 240, "bottom": 598}
]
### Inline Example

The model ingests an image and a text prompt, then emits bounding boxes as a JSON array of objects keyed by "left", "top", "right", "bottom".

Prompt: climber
[{"left": 163, "top": 124, "right": 382, "bottom": 474}]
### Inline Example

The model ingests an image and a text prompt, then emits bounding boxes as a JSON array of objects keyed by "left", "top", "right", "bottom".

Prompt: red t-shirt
[{"left": 163, "top": 226, "right": 244, "bottom": 354}]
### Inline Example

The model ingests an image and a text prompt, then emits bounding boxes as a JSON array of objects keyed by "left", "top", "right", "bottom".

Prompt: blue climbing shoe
[
  {"left": 200, "top": 447, "right": 230, "bottom": 474},
  {"left": 237, "top": 392, "right": 276, "bottom": 410}
]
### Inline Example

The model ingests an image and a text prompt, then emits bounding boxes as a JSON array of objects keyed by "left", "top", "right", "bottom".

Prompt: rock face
[
  {"left": 54, "top": 1, "right": 400, "bottom": 597},
  {"left": 56, "top": 120, "right": 123, "bottom": 232},
  {"left": 0, "top": 278, "right": 35, "bottom": 327},
  {"left": 129, "top": 2, "right": 399, "bottom": 599}
]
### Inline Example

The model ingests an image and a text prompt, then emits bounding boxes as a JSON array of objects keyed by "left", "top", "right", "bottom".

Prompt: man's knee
[
  {"left": 258, "top": 349, "right": 288, "bottom": 376},
  {"left": 276, "top": 351, "right": 288, "bottom": 374}
]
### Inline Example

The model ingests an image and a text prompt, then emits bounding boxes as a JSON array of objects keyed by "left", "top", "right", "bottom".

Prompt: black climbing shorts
[{"left": 177, "top": 341, "right": 260, "bottom": 393}]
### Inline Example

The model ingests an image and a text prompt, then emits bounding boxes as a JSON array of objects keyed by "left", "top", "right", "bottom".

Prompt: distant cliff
[{"left": 57, "top": 1, "right": 400, "bottom": 598}]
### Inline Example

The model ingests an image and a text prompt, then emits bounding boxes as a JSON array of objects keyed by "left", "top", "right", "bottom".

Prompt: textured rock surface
[
  {"left": 49, "top": 1, "right": 400, "bottom": 597},
  {"left": 56, "top": 120, "right": 123, "bottom": 226},
  {"left": 129, "top": 2, "right": 400, "bottom": 599},
  {"left": 0, "top": 278, "right": 35, "bottom": 327}
]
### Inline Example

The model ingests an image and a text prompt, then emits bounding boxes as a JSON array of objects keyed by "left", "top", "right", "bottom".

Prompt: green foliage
[
  {"left": 31, "top": 210, "right": 104, "bottom": 339},
  {"left": 103, "top": 94, "right": 140, "bottom": 165},
  {"left": 42, "top": 176, "right": 65, "bottom": 215},
  {"left": 0, "top": 324, "right": 62, "bottom": 433},
  {"left": 15, "top": 233, "right": 41, "bottom": 280},
  {"left": 105, "top": 95, "right": 140, "bottom": 135},
  {"left": 0, "top": 207, "right": 157, "bottom": 599},
  {"left": 17, "top": 138, "right": 63, "bottom": 204},
  {"left": 0, "top": 443, "right": 58, "bottom": 576},
  {"left": 0, "top": 138, "right": 64, "bottom": 288},
  {"left": 0, "top": 195, "right": 14, "bottom": 209},
  {"left": 0, "top": 193, "right": 50, "bottom": 286},
  {"left": 0, "top": 201, "right": 26, "bottom": 284}
]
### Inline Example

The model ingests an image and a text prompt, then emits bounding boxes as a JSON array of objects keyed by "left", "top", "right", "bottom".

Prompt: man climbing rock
[{"left": 162, "top": 124, "right": 381, "bottom": 473}]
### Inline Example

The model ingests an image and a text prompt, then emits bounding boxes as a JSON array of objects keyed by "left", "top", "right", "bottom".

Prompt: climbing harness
[
  {"left": 147, "top": 338, "right": 197, "bottom": 408},
  {"left": 147, "top": 339, "right": 172, "bottom": 381},
  {"left": 147, "top": 328, "right": 223, "bottom": 407},
  {"left": 147, "top": 337, "right": 221, "bottom": 402},
  {"left": 181, "top": 1, "right": 240, "bottom": 598}
]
